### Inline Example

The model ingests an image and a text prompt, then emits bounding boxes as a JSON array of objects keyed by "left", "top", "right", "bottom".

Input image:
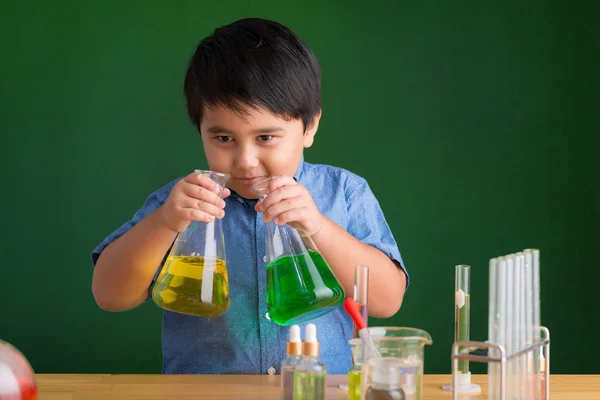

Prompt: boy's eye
[
  {"left": 258, "top": 135, "right": 274, "bottom": 142},
  {"left": 216, "top": 136, "right": 233, "bottom": 143}
]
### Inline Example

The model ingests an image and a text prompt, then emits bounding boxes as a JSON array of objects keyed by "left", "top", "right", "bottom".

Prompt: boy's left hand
[{"left": 254, "top": 176, "right": 323, "bottom": 236}]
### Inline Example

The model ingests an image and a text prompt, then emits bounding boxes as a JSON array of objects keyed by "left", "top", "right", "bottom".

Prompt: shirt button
[
  {"left": 265, "top": 313, "right": 271, "bottom": 321},
  {"left": 268, "top": 367, "right": 276, "bottom": 375},
  {"left": 263, "top": 255, "right": 268, "bottom": 263}
]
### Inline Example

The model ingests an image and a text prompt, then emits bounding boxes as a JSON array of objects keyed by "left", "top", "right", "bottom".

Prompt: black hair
[{"left": 184, "top": 18, "right": 321, "bottom": 130}]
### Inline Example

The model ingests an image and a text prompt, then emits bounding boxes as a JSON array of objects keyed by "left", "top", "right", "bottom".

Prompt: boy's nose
[{"left": 236, "top": 147, "right": 260, "bottom": 170}]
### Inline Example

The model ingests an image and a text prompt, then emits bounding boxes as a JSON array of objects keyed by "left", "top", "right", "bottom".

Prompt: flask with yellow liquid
[{"left": 152, "top": 170, "right": 231, "bottom": 317}]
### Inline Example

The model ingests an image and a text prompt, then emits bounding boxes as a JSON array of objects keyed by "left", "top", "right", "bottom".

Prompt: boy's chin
[{"left": 229, "top": 185, "right": 259, "bottom": 200}]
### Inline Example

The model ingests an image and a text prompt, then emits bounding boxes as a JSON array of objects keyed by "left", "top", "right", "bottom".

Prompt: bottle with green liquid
[
  {"left": 293, "top": 323, "right": 326, "bottom": 400},
  {"left": 252, "top": 177, "right": 345, "bottom": 326}
]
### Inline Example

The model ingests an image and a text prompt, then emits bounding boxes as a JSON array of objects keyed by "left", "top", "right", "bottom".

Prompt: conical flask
[
  {"left": 152, "top": 170, "right": 231, "bottom": 317},
  {"left": 252, "top": 177, "right": 345, "bottom": 326}
]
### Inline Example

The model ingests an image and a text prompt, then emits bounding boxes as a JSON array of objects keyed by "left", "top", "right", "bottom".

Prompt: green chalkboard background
[{"left": 1, "top": 0, "right": 598, "bottom": 375}]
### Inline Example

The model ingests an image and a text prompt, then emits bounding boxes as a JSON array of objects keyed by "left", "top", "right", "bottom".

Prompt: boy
[{"left": 91, "top": 18, "right": 408, "bottom": 375}]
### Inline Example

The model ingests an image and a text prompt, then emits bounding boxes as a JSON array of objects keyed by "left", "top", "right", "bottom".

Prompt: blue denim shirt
[{"left": 91, "top": 158, "right": 408, "bottom": 374}]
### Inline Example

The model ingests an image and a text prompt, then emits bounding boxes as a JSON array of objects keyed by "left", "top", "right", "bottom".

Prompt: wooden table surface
[{"left": 36, "top": 374, "right": 600, "bottom": 400}]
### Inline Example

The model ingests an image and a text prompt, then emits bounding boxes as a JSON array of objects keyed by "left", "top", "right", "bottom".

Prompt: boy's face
[{"left": 199, "top": 104, "right": 320, "bottom": 199}]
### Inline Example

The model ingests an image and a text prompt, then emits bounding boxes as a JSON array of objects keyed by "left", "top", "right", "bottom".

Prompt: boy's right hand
[{"left": 159, "top": 171, "right": 231, "bottom": 232}]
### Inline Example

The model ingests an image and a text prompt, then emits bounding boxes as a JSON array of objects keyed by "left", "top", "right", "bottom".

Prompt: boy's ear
[{"left": 303, "top": 110, "right": 322, "bottom": 148}]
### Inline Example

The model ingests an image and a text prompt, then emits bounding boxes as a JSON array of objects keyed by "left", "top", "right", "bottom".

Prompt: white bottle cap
[
  {"left": 286, "top": 325, "right": 303, "bottom": 355},
  {"left": 305, "top": 323, "right": 317, "bottom": 343},
  {"left": 302, "top": 323, "right": 320, "bottom": 356},
  {"left": 371, "top": 359, "right": 401, "bottom": 386},
  {"left": 289, "top": 325, "right": 301, "bottom": 343}
]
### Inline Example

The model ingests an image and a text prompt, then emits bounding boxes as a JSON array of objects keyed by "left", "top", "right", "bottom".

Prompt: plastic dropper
[{"left": 344, "top": 298, "right": 381, "bottom": 360}]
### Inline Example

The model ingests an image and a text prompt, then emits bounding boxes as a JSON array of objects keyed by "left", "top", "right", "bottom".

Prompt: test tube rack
[
  {"left": 451, "top": 248, "right": 549, "bottom": 400},
  {"left": 450, "top": 326, "right": 550, "bottom": 400}
]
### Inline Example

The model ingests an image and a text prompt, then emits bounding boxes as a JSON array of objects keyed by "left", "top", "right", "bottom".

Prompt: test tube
[
  {"left": 531, "top": 249, "right": 543, "bottom": 400},
  {"left": 524, "top": 250, "right": 534, "bottom": 400},
  {"left": 514, "top": 253, "right": 524, "bottom": 400},
  {"left": 352, "top": 265, "right": 369, "bottom": 339},
  {"left": 496, "top": 257, "right": 507, "bottom": 400},
  {"left": 506, "top": 255, "right": 515, "bottom": 398},
  {"left": 488, "top": 258, "right": 498, "bottom": 400}
]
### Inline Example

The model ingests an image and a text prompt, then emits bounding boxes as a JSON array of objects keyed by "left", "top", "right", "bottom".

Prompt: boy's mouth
[{"left": 235, "top": 176, "right": 267, "bottom": 186}]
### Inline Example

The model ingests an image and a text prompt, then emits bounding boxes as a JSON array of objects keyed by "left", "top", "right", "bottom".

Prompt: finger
[
  {"left": 181, "top": 197, "right": 225, "bottom": 219},
  {"left": 274, "top": 207, "right": 308, "bottom": 226},
  {"left": 182, "top": 182, "right": 225, "bottom": 208},
  {"left": 260, "top": 183, "right": 303, "bottom": 210},
  {"left": 184, "top": 172, "right": 222, "bottom": 195},
  {"left": 180, "top": 207, "right": 216, "bottom": 224},
  {"left": 267, "top": 175, "right": 297, "bottom": 192},
  {"left": 222, "top": 188, "right": 231, "bottom": 198},
  {"left": 263, "top": 196, "right": 303, "bottom": 222}
]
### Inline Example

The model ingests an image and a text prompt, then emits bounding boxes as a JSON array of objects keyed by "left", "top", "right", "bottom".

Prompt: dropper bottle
[
  {"left": 293, "top": 323, "right": 326, "bottom": 400},
  {"left": 281, "top": 325, "right": 303, "bottom": 400}
]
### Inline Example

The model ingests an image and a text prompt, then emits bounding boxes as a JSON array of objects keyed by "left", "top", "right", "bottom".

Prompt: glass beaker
[
  {"left": 360, "top": 327, "right": 432, "bottom": 400},
  {"left": 0, "top": 340, "right": 37, "bottom": 400},
  {"left": 152, "top": 170, "right": 231, "bottom": 317},
  {"left": 252, "top": 177, "right": 345, "bottom": 326}
]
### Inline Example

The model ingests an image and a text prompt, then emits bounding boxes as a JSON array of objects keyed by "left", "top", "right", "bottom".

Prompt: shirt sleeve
[
  {"left": 90, "top": 179, "right": 179, "bottom": 298},
  {"left": 345, "top": 175, "right": 410, "bottom": 289}
]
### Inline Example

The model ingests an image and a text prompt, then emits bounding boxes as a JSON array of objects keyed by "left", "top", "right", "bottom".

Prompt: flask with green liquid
[
  {"left": 152, "top": 170, "right": 231, "bottom": 317},
  {"left": 252, "top": 177, "right": 345, "bottom": 326}
]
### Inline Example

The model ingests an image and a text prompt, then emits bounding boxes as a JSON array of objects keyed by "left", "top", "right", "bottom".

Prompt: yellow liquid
[
  {"left": 348, "top": 369, "right": 361, "bottom": 400},
  {"left": 152, "top": 256, "right": 230, "bottom": 317}
]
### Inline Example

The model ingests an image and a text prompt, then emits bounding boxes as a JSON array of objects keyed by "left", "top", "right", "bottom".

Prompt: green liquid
[
  {"left": 266, "top": 250, "right": 345, "bottom": 326},
  {"left": 456, "top": 294, "right": 470, "bottom": 373},
  {"left": 293, "top": 372, "right": 326, "bottom": 400},
  {"left": 348, "top": 369, "right": 361, "bottom": 400}
]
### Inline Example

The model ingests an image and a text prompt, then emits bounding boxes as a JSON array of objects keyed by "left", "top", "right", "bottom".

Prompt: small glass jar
[
  {"left": 347, "top": 338, "right": 362, "bottom": 400},
  {"left": 0, "top": 339, "right": 37, "bottom": 399}
]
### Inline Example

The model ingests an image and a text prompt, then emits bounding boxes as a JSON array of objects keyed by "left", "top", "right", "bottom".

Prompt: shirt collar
[{"left": 293, "top": 154, "right": 305, "bottom": 181}]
